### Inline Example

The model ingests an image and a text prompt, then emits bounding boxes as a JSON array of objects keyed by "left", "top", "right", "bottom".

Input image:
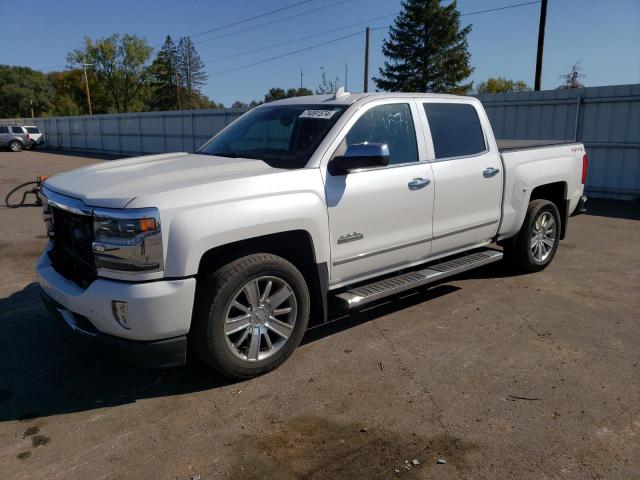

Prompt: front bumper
[
  {"left": 36, "top": 253, "right": 196, "bottom": 368},
  {"left": 41, "top": 291, "right": 187, "bottom": 368}
]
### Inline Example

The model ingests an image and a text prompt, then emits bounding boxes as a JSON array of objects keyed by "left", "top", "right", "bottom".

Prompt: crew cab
[{"left": 37, "top": 91, "right": 588, "bottom": 378}]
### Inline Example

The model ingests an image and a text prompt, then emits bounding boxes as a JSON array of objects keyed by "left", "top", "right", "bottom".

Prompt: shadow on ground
[
  {"left": 0, "top": 272, "right": 479, "bottom": 423},
  {"left": 585, "top": 198, "right": 640, "bottom": 220}
]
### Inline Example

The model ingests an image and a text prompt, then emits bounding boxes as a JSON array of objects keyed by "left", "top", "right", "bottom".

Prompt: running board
[{"left": 334, "top": 248, "right": 503, "bottom": 310}]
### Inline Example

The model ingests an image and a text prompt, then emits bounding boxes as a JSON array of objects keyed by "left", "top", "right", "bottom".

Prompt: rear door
[
  {"left": 324, "top": 99, "right": 434, "bottom": 286},
  {"left": 418, "top": 100, "right": 502, "bottom": 256}
]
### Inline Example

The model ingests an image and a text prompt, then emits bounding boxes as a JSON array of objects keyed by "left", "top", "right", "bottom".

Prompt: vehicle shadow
[
  {"left": 584, "top": 198, "right": 640, "bottom": 221},
  {"left": 0, "top": 261, "right": 513, "bottom": 423}
]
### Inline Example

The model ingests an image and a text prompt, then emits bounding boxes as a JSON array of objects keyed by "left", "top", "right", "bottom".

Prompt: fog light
[{"left": 111, "top": 301, "right": 130, "bottom": 329}]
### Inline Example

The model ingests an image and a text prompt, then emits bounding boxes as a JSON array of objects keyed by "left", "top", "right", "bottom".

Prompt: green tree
[
  {"left": 177, "top": 37, "right": 208, "bottom": 109},
  {"left": 477, "top": 77, "right": 531, "bottom": 94},
  {"left": 0, "top": 65, "right": 53, "bottom": 117},
  {"left": 287, "top": 87, "right": 313, "bottom": 97},
  {"left": 68, "top": 34, "right": 153, "bottom": 112},
  {"left": 149, "top": 36, "right": 180, "bottom": 110},
  {"left": 375, "top": 0, "right": 473, "bottom": 94},
  {"left": 264, "top": 87, "right": 286, "bottom": 103}
]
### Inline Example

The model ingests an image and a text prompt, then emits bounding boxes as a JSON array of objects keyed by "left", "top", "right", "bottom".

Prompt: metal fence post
[
  {"left": 161, "top": 114, "right": 166, "bottom": 153},
  {"left": 190, "top": 111, "right": 195, "bottom": 152},
  {"left": 573, "top": 95, "right": 583, "bottom": 142},
  {"left": 116, "top": 115, "right": 122, "bottom": 155},
  {"left": 98, "top": 117, "right": 104, "bottom": 152}
]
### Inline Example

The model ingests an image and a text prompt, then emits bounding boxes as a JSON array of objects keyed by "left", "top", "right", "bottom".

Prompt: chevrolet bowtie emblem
[{"left": 338, "top": 232, "right": 364, "bottom": 244}]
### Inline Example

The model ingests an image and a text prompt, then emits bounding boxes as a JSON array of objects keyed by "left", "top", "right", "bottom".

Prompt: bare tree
[{"left": 557, "top": 62, "right": 586, "bottom": 90}]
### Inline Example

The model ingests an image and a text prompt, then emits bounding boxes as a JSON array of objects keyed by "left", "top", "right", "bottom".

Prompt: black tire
[
  {"left": 504, "top": 199, "right": 561, "bottom": 273},
  {"left": 192, "top": 253, "right": 310, "bottom": 379},
  {"left": 8, "top": 140, "right": 22, "bottom": 152}
]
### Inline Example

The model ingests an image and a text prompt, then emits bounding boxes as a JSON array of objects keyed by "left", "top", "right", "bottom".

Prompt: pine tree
[
  {"left": 149, "top": 36, "right": 179, "bottom": 110},
  {"left": 374, "top": 0, "right": 473, "bottom": 94},
  {"left": 177, "top": 36, "right": 208, "bottom": 109}
]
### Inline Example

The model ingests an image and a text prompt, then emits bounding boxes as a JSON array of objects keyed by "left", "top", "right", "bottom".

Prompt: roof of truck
[{"left": 263, "top": 91, "right": 475, "bottom": 107}]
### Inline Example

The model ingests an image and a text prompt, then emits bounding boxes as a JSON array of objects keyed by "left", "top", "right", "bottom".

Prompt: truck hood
[{"left": 45, "top": 152, "right": 280, "bottom": 208}]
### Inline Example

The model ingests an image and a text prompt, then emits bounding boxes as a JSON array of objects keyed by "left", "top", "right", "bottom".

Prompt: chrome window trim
[
  {"left": 427, "top": 148, "right": 490, "bottom": 163},
  {"left": 339, "top": 159, "right": 431, "bottom": 175}
]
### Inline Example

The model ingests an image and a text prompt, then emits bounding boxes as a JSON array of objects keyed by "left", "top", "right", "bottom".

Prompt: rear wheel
[
  {"left": 504, "top": 199, "right": 560, "bottom": 272},
  {"left": 8, "top": 141, "right": 22, "bottom": 152},
  {"left": 192, "top": 253, "right": 310, "bottom": 379}
]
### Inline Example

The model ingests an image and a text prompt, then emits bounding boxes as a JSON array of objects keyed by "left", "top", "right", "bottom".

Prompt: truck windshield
[{"left": 198, "top": 104, "right": 348, "bottom": 169}]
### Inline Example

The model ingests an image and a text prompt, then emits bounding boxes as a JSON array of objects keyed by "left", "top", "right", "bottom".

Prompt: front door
[{"left": 324, "top": 100, "right": 434, "bottom": 286}]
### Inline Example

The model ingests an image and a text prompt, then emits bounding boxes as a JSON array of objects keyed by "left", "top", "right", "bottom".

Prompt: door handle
[
  {"left": 408, "top": 178, "right": 430, "bottom": 190},
  {"left": 483, "top": 167, "right": 500, "bottom": 178}
]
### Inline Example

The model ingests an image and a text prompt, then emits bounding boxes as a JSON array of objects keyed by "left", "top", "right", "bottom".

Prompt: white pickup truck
[{"left": 37, "top": 91, "right": 588, "bottom": 378}]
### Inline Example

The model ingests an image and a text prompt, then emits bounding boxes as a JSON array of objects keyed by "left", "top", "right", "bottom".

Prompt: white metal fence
[
  {"left": 0, "top": 108, "right": 249, "bottom": 156},
  {"left": 2, "top": 84, "right": 639, "bottom": 200},
  {"left": 476, "top": 83, "right": 640, "bottom": 201}
]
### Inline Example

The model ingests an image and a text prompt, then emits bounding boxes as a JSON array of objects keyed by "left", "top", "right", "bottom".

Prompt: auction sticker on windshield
[{"left": 299, "top": 110, "right": 337, "bottom": 119}]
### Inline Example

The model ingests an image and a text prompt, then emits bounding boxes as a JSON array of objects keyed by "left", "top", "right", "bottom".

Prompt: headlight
[{"left": 92, "top": 208, "right": 163, "bottom": 274}]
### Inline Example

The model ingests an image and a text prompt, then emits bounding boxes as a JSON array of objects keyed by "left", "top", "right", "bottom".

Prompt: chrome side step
[{"left": 334, "top": 248, "right": 503, "bottom": 309}]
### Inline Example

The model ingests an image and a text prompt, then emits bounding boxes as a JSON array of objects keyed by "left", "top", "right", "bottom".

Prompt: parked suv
[
  {"left": 24, "top": 125, "right": 44, "bottom": 149},
  {"left": 0, "top": 125, "right": 29, "bottom": 152}
]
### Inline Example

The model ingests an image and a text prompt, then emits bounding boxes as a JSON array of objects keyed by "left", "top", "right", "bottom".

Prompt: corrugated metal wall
[
  {"left": 3, "top": 84, "right": 639, "bottom": 200},
  {"left": 476, "top": 84, "right": 640, "bottom": 200},
  {"left": 0, "top": 108, "right": 248, "bottom": 156}
]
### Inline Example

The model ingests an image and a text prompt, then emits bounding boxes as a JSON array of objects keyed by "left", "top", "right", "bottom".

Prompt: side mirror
[{"left": 330, "top": 143, "right": 390, "bottom": 175}]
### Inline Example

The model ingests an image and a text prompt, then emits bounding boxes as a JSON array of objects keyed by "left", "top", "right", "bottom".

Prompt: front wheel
[
  {"left": 504, "top": 199, "right": 561, "bottom": 272},
  {"left": 192, "top": 253, "right": 310, "bottom": 379},
  {"left": 8, "top": 141, "right": 23, "bottom": 152}
]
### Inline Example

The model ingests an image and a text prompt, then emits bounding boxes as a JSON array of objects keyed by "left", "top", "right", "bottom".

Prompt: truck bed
[{"left": 497, "top": 139, "right": 575, "bottom": 152}]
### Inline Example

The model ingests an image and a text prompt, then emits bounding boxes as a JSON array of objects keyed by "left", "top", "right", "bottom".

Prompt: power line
[
  {"left": 152, "top": 0, "right": 317, "bottom": 46},
  {"left": 370, "top": 1, "right": 541, "bottom": 32},
  {"left": 202, "top": 12, "right": 397, "bottom": 64},
  {"left": 461, "top": 0, "right": 541, "bottom": 16},
  {"left": 194, "top": 0, "right": 352, "bottom": 46},
  {"left": 209, "top": 30, "right": 364, "bottom": 77},
  {"left": 189, "top": 0, "right": 315, "bottom": 38}
]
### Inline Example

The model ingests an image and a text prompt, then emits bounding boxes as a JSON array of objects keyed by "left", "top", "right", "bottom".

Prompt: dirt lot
[{"left": 1, "top": 150, "right": 639, "bottom": 480}]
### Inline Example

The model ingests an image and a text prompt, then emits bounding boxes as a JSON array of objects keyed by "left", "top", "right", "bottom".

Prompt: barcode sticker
[{"left": 299, "top": 109, "right": 336, "bottom": 119}]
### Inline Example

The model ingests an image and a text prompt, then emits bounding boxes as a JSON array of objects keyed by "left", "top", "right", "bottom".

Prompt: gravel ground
[{"left": 1, "top": 150, "right": 639, "bottom": 480}]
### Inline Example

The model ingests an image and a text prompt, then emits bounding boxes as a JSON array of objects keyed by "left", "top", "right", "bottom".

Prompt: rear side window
[
  {"left": 10, "top": 126, "right": 24, "bottom": 134},
  {"left": 0, "top": 126, "right": 8, "bottom": 133},
  {"left": 423, "top": 103, "right": 486, "bottom": 159},
  {"left": 26, "top": 127, "right": 40, "bottom": 134}
]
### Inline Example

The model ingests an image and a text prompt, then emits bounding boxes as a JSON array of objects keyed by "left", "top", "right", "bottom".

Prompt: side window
[
  {"left": 0, "top": 126, "right": 8, "bottom": 133},
  {"left": 26, "top": 127, "right": 40, "bottom": 134},
  {"left": 423, "top": 103, "right": 486, "bottom": 159},
  {"left": 10, "top": 126, "right": 24, "bottom": 134},
  {"left": 340, "top": 103, "right": 418, "bottom": 165}
]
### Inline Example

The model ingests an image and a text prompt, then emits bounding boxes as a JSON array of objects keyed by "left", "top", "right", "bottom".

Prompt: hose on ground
[{"left": 4, "top": 180, "right": 42, "bottom": 208}]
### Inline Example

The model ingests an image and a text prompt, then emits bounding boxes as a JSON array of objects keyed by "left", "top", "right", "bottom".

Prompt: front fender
[{"left": 163, "top": 192, "right": 330, "bottom": 277}]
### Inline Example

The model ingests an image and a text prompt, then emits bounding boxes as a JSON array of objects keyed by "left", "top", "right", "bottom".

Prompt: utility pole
[
  {"left": 300, "top": 68, "right": 303, "bottom": 89},
  {"left": 534, "top": 0, "right": 548, "bottom": 91},
  {"left": 345, "top": 63, "right": 349, "bottom": 90},
  {"left": 80, "top": 63, "right": 93, "bottom": 115},
  {"left": 30, "top": 99, "right": 34, "bottom": 119},
  {"left": 363, "top": 27, "right": 370, "bottom": 93}
]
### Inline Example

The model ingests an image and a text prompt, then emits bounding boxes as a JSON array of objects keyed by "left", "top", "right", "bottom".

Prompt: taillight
[{"left": 582, "top": 153, "right": 588, "bottom": 184}]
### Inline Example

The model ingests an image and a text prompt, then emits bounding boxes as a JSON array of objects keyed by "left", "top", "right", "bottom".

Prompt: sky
[{"left": 0, "top": 0, "right": 638, "bottom": 106}]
